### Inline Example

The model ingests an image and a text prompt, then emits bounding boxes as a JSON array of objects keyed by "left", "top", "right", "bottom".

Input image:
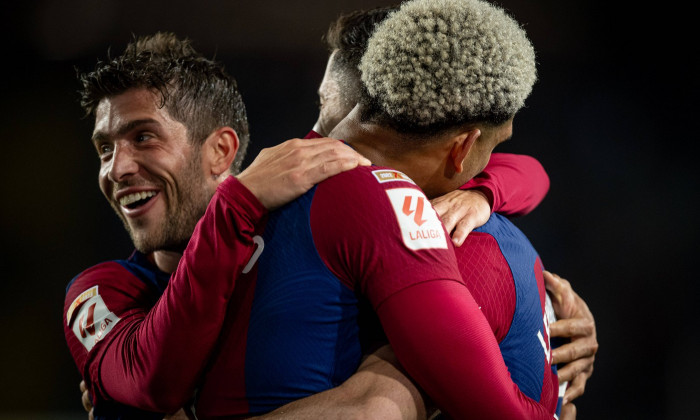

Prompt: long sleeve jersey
[{"left": 64, "top": 146, "right": 553, "bottom": 419}]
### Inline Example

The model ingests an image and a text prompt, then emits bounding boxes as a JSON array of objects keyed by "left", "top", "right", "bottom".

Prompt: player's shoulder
[
  {"left": 66, "top": 251, "right": 166, "bottom": 296},
  {"left": 65, "top": 257, "right": 157, "bottom": 307},
  {"left": 319, "top": 165, "right": 421, "bottom": 194},
  {"left": 63, "top": 261, "right": 128, "bottom": 332},
  {"left": 313, "top": 165, "right": 450, "bottom": 251},
  {"left": 475, "top": 212, "right": 530, "bottom": 245},
  {"left": 67, "top": 261, "right": 130, "bottom": 293},
  {"left": 64, "top": 256, "right": 161, "bottom": 339}
]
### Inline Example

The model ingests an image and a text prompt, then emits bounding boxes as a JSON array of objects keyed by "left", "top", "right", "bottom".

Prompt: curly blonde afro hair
[{"left": 359, "top": 0, "right": 536, "bottom": 131}]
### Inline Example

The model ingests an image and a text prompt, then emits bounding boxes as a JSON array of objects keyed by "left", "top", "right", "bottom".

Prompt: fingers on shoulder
[{"left": 564, "top": 371, "right": 590, "bottom": 402}]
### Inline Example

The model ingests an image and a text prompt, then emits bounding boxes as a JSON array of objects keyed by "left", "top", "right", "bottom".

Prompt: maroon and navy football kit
[
  {"left": 64, "top": 143, "right": 557, "bottom": 419},
  {"left": 456, "top": 214, "right": 562, "bottom": 417},
  {"left": 64, "top": 178, "right": 267, "bottom": 419}
]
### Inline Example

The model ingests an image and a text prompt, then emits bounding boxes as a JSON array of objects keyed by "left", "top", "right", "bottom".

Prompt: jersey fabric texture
[
  {"left": 191, "top": 163, "right": 553, "bottom": 419},
  {"left": 457, "top": 213, "right": 561, "bottom": 416},
  {"left": 64, "top": 139, "right": 556, "bottom": 419}
]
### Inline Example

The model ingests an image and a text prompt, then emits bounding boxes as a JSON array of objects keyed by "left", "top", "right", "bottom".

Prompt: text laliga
[
  {"left": 409, "top": 229, "right": 442, "bottom": 240},
  {"left": 94, "top": 317, "right": 114, "bottom": 341},
  {"left": 79, "top": 306, "right": 114, "bottom": 341}
]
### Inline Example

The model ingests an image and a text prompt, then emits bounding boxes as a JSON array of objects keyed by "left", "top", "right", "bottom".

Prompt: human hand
[
  {"left": 559, "top": 402, "right": 577, "bottom": 420},
  {"left": 237, "top": 138, "right": 371, "bottom": 210},
  {"left": 545, "top": 271, "right": 598, "bottom": 404},
  {"left": 79, "top": 380, "right": 94, "bottom": 420},
  {"left": 430, "top": 189, "right": 490, "bottom": 246}
]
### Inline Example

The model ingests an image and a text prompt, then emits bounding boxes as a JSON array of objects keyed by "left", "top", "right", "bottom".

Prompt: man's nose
[{"left": 107, "top": 142, "right": 139, "bottom": 182}]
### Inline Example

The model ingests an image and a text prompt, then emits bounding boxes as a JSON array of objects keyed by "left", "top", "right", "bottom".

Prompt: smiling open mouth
[{"left": 119, "top": 191, "right": 157, "bottom": 210}]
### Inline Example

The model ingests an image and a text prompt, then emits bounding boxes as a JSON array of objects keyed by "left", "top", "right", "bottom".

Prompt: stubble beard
[{"left": 117, "top": 157, "right": 212, "bottom": 255}]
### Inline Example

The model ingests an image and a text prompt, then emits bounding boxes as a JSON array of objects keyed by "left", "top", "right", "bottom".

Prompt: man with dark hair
[
  {"left": 64, "top": 31, "right": 376, "bottom": 419},
  {"left": 314, "top": 4, "right": 597, "bottom": 418},
  {"left": 81, "top": 32, "right": 252, "bottom": 176},
  {"left": 313, "top": 5, "right": 398, "bottom": 137}
]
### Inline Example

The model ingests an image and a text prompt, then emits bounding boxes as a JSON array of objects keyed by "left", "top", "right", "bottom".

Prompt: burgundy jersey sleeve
[
  {"left": 461, "top": 153, "right": 550, "bottom": 217},
  {"left": 311, "top": 167, "right": 552, "bottom": 419},
  {"left": 64, "top": 176, "right": 267, "bottom": 413},
  {"left": 64, "top": 262, "right": 161, "bottom": 388},
  {"left": 305, "top": 129, "right": 550, "bottom": 218},
  {"left": 311, "top": 167, "right": 461, "bottom": 304}
]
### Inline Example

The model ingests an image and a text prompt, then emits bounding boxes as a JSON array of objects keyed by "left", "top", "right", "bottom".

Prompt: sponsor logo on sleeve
[
  {"left": 371, "top": 169, "right": 415, "bottom": 184},
  {"left": 66, "top": 286, "right": 98, "bottom": 325},
  {"left": 386, "top": 188, "right": 448, "bottom": 250},
  {"left": 69, "top": 287, "right": 121, "bottom": 352}
]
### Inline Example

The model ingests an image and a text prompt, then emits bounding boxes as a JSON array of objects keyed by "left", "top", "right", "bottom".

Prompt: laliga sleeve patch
[
  {"left": 69, "top": 287, "right": 121, "bottom": 352},
  {"left": 386, "top": 188, "right": 448, "bottom": 250},
  {"left": 372, "top": 169, "right": 416, "bottom": 184}
]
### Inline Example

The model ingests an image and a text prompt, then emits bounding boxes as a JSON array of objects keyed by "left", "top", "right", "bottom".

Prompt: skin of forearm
[{"left": 250, "top": 346, "right": 427, "bottom": 420}]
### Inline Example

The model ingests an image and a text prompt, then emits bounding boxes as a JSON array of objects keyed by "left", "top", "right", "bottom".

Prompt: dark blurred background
[{"left": 0, "top": 0, "right": 696, "bottom": 419}]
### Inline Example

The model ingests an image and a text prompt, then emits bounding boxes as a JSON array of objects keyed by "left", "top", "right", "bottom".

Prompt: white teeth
[{"left": 119, "top": 191, "right": 156, "bottom": 206}]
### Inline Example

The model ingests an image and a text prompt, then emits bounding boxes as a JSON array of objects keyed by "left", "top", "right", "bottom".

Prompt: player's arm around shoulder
[
  {"left": 463, "top": 152, "right": 550, "bottom": 217},
  {"left": 236, "top": 137, "right": 370, "bottom": 211}
]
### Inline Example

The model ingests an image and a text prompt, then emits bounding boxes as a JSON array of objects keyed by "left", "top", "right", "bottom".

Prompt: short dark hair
[
  {"left": 78, "top": 32, "right": 250, "bottom": 174},
  {"left": 322, "top": 5, "right": 399, "bottom": 108}
]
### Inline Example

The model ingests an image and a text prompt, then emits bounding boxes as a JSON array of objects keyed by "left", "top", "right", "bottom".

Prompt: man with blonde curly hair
[
  {"left": 311, "top": 0, "right": 570, "bottom": 417},
  {"left": 311, "top": 3, "right": 597, "bottom": 418}
]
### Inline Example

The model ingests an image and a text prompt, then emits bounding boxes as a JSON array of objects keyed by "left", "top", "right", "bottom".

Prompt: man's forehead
[{"left": 93, "top": 89, "right": 170, "bottom": 135}]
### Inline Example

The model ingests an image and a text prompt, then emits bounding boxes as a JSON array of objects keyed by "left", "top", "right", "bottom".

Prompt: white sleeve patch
[
  {"left": 70, "top": 291, "right": 121, "bottom": 352},
  {"left": 385, "top": 188, "right": 448, "bottom": 250},
  {"left": 371, "top": 169, "right": 416, "bottom": 184}
]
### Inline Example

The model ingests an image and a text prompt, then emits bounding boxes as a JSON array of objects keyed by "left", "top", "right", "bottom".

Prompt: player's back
[
  {"left": 455, "top": 213, "right": 560, "bottom": 414},
  {"left": 192, "top": 164, "right": 429, "bottom": 417},
  {"left": 192, "top": 184, "right": 362, "bottom": 417}
]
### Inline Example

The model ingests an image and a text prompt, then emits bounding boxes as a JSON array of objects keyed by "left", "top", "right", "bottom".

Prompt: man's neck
[
  {"left": 151, "top": 250, "right": 183, "bottom": 274},
  {"left": 329, "top": 109, "right": 463, "bottom": 199}
]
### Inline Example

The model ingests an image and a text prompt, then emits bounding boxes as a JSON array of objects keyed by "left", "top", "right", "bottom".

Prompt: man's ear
[
  {"left": 449, "top": 129, "right": 481, "bottom": 173},
  {"left": 203, "top": 126, "right": 239, "bottom": 177}
]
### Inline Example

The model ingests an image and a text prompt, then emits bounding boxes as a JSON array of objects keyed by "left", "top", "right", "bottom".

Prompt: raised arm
[
  {"left": 462, "top": 152, "right": 550, "bottom": 217},
  {"left": 432, "top": 153, "right": 550, "bottom": 245}
]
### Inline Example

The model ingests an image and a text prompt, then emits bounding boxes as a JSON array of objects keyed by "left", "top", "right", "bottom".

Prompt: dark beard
[{"left": 118, "top": 155, "right": 213, "bottom": 255}]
